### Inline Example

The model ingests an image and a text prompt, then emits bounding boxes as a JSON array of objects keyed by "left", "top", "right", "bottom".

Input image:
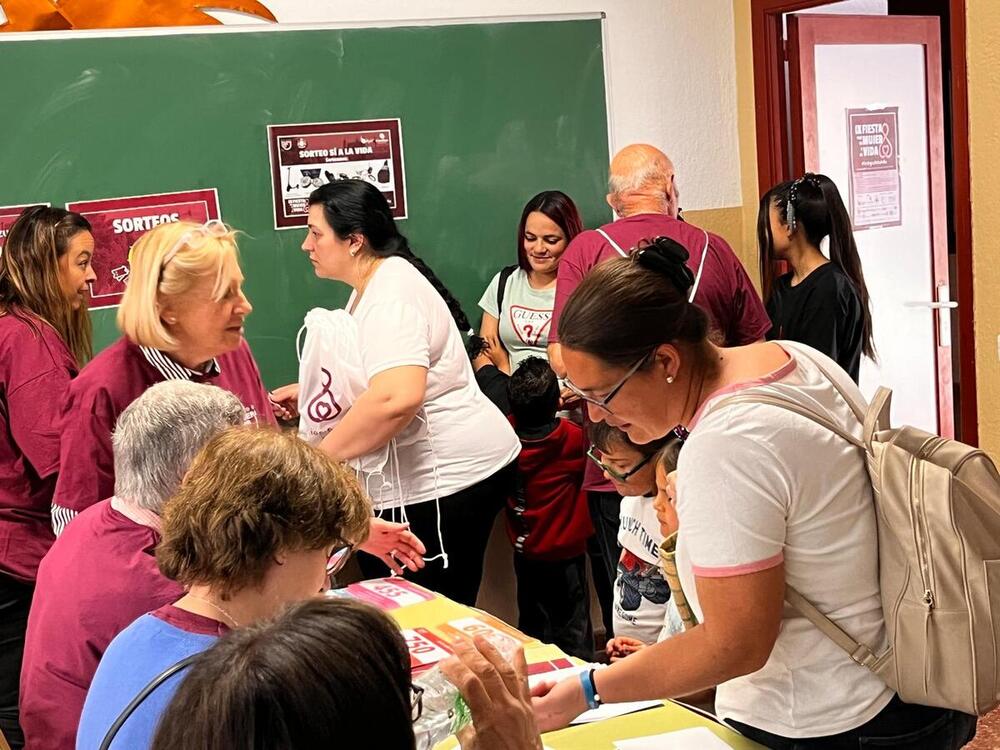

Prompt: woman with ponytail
[
  {"left": 0, "top": 206, "right": 95, "bottom": 748},
  {"left": 758, "top": 173, "right": 874, "bottom": 382},
  {"left": 275, "top": 180, "right": 520, "bottom": 605}
]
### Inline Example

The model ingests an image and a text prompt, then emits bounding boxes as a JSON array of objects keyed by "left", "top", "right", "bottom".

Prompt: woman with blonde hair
[
  {"left": 0, "top": 205, "right": 95, "bottom": 749},
  {"left": 76, "top": 427, "right": 372, "bottom": 750},
  {"left": 50, "top": 220, "right": 274, "bottom": 532}
]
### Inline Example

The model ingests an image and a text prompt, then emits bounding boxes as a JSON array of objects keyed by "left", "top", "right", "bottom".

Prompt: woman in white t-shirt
[
  {"left": 532, "top": 239, "right": 976, "bottom": 748},
  {"left": 275, "top": 180, "right": 520, "bottom": 606},
  {"left": 477, "top": 191, "right": 583, "bottom": 373}
]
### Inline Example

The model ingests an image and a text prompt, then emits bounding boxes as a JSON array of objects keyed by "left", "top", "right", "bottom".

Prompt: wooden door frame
[{"left": 750, "top": 0, "right": 977, "bottom": 445}]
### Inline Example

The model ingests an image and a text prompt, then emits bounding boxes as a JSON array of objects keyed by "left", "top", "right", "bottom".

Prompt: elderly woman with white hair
[
  {"left": 50, "top": 220, "right": 274, "bottom": 532},
  {"left": 18, "top": 381, "right": 244, "bottom": 750}
]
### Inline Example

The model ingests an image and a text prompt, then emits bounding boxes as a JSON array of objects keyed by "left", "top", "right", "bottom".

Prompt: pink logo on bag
[{"left": 307, "top": 368, "right": 342, "bottom": 422}]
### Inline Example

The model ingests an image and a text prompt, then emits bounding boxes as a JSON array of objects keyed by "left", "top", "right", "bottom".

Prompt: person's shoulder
[
  {"left": 70, "top": 337, "right": 139, "bottom": 396},
  {"left": 0, "top": 311, "right": 74, "bottom": 367},
  {"left": 565, "top": 228, "right": 607, "bottom": 254}
]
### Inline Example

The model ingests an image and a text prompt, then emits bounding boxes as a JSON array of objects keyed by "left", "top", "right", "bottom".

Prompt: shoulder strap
[
  {"left": 710, "top": 392, "right": 864, "bottom": 449},
  {"left": 784, "top": 586, "right": 882, "bottom": 670},
  {"left": 595, "top": 228, "right": 628, "bottom": 257},
  {"left": 495, "top": 265, "right": 518, "bottom": 354},
  {"left": 688, "top": 230, "right": 710, "bottom": 303}
]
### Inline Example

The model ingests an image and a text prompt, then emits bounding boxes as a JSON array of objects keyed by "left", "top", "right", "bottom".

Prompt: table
[{"left": 335, "top": 578, "right": 762, "bottom": 750}]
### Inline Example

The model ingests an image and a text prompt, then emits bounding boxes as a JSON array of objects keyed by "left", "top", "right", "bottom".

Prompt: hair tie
[{"left": 634, "top": 236, "right": 695, "bottom": 298}]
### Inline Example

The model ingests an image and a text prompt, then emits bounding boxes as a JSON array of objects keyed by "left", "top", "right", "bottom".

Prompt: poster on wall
[
  {"left": 846, "top": 107, "right": 902, "bottom": 231},
  {"left": 267, "top": 118, "right": 407, "bottom": 230},
  {"left": 66, "top": 189, "right": 221, "bottom": 310},
  {"left": 0, "top": 203, "right": 49, "bottom": 251}
]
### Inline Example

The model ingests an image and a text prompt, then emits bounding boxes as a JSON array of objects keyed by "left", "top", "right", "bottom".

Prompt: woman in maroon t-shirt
[
  {"left": 0, "top": 205, "right": 96, "bottom": 749},
  {"left": 52, "top": 221, "right": 278, "bottom": 531}
]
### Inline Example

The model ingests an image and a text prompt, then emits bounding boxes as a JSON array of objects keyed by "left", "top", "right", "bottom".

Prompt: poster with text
[
  {"left": 847, "top": 107, "right": 902, "bottom": 231},
  {"left": 0, "top": 203, "right": 49, "bottom": 251},
  {"left": 267, "top": 119, "right": 407, "bottom": 229},
  {"left": 66, "top": 189, "right": 220, "bottom": 310}
]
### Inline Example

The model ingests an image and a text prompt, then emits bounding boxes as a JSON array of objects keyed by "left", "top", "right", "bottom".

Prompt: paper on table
[
  {"left": 527, "top": 666, "right": 663, "bottom": 725},
  {"left": 614, "top": 726, "right": 734, "bottom": 750}
]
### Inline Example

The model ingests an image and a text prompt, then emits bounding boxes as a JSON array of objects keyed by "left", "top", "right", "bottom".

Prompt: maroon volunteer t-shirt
[
  {"left": 53, "top": 336, "right": 276, "bottom": 514},
  {"left": 0, "top": 312, "right": 78, "bottom": 581},
  {"left": 551, "top": 213, "right": 771, "bottom": 491},
  {"left": 19, "top": 499, "right": 183, "bottom": 750}
]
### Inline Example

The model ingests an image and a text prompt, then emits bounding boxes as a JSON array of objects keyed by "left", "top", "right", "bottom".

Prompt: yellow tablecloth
[{"left": 370, "top": 583, "right": 763, "bottom": 750}]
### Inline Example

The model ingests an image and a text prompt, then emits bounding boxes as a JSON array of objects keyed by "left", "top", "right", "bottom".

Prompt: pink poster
[
  {"left": 0, "top": 204, "right": 48, "bottom": 251},
  {"left": 66, "top": 189, "right": 220, "bottom": 310},
  {"left": 267, "top": 119, "right": 407, "bottom": 229},
  {"left": 847, "top": 107, "right": 902, "bottom": 231}
]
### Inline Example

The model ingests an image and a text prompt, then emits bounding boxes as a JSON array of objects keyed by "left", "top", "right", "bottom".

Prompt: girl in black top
[{"left": 758, "top": 173, "right": 874, "bottom": 382}]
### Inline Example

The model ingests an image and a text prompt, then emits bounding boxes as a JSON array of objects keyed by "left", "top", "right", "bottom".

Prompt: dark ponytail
[
  {"left": 308, "top": 180, "right": 473, "bottom": 334},
  {"left": 559, "top": 238, "right": 710, "bottom": 369},
  {"left": 764, "top": 173, "right": 875, "bottom": 359}
]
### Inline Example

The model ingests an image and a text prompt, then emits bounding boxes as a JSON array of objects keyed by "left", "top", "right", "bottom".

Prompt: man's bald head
[{"left": 607, "top": 144, "right": 678, "bottom": 218}]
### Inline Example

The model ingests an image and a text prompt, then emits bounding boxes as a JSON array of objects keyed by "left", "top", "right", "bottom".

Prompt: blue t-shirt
[{"left": 76, "top": 604, "right": 226, "bottom": 750}]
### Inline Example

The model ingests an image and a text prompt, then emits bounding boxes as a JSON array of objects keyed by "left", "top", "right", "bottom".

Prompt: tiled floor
[{"left": 966, "top": 709, "right": 1000, "bottom": 749}]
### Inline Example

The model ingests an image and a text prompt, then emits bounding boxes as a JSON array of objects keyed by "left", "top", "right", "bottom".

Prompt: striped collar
[
  {"left": 140, "top": 346, "right": 221, "bottom": 381},
  {"left": 110, "top": 496, "right": 163, "bottom": 533}
]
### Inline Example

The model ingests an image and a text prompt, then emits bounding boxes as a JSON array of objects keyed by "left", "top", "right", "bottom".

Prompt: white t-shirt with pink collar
[{"left": 674, "top": 341, "right": 892, "bottom": 738}]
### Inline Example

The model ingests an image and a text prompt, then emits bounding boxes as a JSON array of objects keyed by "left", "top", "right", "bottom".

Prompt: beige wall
[{"left": 731, "top": 0, "right": 998, "bottom": 456}]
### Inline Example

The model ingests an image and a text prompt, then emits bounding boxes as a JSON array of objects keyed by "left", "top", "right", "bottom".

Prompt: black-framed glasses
[
  {"left": 410, "top": 684, "right": 425, "bottom": 722},
  {"left": 326, "top": 543, "right": 355, "bottom": 577},
  {"left": 586, "top": 446, "right": 654, "bottom": 483},
  {"left": 563, "top": 351, "right": 652, "bottom": 414}
]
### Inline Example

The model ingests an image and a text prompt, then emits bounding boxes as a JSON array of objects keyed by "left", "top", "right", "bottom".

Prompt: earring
[
  {"left": 666, "top": 375, "right": 675, "bottom": 384},
  {"left": 349, "top": 248, "right": 358, "bottom": 257}
]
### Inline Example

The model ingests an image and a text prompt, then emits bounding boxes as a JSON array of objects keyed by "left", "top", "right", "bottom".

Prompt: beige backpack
[{"left": 716, "top": 372, "right": 1000, "bottom": 716}]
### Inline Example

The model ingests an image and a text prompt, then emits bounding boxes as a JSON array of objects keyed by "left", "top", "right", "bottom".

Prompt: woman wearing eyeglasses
[
  {"left": 49, "top": 220, "right": 275, "bottom": 534},
  {"left": 532, "top": 239, "right": 977, "bottom": 748},
  {"left": 0, "top": 206, "right": 95, "bottom": 749},
  {"left": 76, "top": 427, "right": 371, "bottom": 750},
  {"left": 150, "top": 597, "right": 544, "bottom": 750}
]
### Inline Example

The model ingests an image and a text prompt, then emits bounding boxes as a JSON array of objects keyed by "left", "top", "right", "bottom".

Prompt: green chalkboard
[{"left": 0, "top": 18, "right": 610, "bottom": 387}]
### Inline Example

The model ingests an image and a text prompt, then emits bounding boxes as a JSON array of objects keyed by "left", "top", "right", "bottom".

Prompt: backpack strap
[
  {"left": 710, "top": 392, "right": 864, "bottom": 449},
  {"left": 687, "top": 230, "right": 710, "bottom": 304},
  {"left": 596, "top": 228, "right": 628, "bottom": 257},
  {"left": 784, "top": 586, "right": 881, "bottom": 670},
  {"left": 864, "top": 387, "right": 893, "bottom": 451},
  {"left": 494, "top": 264, "right": 518, "bottom": 354}
]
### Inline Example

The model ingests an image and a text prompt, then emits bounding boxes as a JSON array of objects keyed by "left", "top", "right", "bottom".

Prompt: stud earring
[
  {"left": 666, "top": 375, "right": 675, "bottom": 384},
  {"left": 349, "top": 248, "right": 358, "bottom": 257}
]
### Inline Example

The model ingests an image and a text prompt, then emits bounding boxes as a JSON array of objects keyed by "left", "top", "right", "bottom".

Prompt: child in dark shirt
[{"left": 506, "top": 357, "right": 593, "bottom": 659}]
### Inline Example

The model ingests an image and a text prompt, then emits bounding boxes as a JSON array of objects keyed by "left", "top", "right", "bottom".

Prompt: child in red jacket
[{"left": 506, "top": 357, "right": 593, "bottom": 659}]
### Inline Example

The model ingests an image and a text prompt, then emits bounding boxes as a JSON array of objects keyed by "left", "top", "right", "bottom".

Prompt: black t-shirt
[{"left": 766, "top": 262, "right": 864, "bottom": 382}]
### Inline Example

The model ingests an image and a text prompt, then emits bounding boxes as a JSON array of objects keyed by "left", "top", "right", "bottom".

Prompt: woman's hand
[
  {"left": 268, "top": 383, "right": 299, "bottom": 421},
  {"left": 531, "top": 670, "right": 588, "bottom": 733},
  {"left": 439, "top": 637, "right": 543, "bottom": 750},
  {"left": 358, "top": 518, "right": 426, "bottom": 575},
  {"left": 606, "top": 636, "right": 647, "bottom": 662}
]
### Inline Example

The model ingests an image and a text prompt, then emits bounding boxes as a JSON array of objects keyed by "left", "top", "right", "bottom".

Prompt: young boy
[
  {"left": 588, "top": 423, "right": 683, "bottom": 660},
  {"left": 506, "top": 357, "right": 593, "bottom": 659}
]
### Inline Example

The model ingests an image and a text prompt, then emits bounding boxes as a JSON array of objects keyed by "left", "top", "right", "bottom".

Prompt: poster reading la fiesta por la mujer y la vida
[
  {"left": 267, "top": 118, "right": 407, "bottom": 230},
  {"left": 846, "top": 107, "right": 902, "bottom": 232},
  {"left": 66, "top": 189, "right": 221, "bottom": 310},
  {"left": 0, "top": 203, "right": 50, "bottom": 251}
]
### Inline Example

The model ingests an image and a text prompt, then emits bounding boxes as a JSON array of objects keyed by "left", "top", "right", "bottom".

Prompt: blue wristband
[{"left": 578, "top": 668, "right": 601, "bottom": 710}]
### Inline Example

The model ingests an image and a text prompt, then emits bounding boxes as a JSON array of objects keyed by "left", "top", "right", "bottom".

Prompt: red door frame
[{"left": 750, "top": 0, "right": 977, "bottom": 445}]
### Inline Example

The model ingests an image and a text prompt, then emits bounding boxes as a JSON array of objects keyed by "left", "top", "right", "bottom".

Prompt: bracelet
[{"left": 578, "top": 668, "right": 602, "bottom": 710}]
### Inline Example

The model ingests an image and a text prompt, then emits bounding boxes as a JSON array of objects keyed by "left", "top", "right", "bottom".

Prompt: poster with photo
[
  {"left": 267, "top": 119, "right": 407, "bottom": 229},
  {"left": 847, "top": 107, "right": 902, "bottom": 231},
  {"left": 0, "top": 203, "right": 48, "bottom": 251},
  {"left": 66, "top": 189, "right": 220, "bottom": 310}
]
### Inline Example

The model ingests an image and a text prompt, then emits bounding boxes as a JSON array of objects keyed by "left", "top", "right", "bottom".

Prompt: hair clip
[{"left": 634, "top": 236, "right": 695, "bottom": 297}]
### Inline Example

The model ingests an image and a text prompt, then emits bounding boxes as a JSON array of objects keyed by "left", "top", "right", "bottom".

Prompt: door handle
[
  {"left": 903, "top": 300, "right": 958, "bottom": 309},
  {"left": 902, "top": 284, "right": 956, "bottom": 347}
]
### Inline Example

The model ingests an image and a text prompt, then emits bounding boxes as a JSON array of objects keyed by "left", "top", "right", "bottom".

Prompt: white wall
[{"left": 208, "top": 0, "right": 743, "bottom": 211}]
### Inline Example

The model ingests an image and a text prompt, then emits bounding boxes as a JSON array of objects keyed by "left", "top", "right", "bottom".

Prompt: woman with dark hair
[
  {"left": 150, "top": 597, "right": 543, "bottom": 750},
  {"left": 0, "top": 205, "right": 94, "bottom": 748},
  {"left": 271, "top": 180, "right": 520, "bottom": 606},
  {"left": 531, "top": 239, "right": 976, "bottom": 748},
  {"left": 477, "top": 191, "right": 583, "bottom": 373},
  {"left": 758, "top": 173, "right": 874, "bottom": 382}
]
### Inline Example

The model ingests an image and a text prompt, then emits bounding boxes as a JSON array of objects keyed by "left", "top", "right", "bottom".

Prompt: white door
[{"left": 788, "top": 14, "right": 951, "bottom": 435}]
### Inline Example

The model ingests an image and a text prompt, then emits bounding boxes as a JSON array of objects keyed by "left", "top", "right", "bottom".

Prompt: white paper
[
  {"left": 614, "top": 726, "right": 734, "bottom": 750},
  {"left": 528, "top": 666, "right": 663, "bottom": 725}
]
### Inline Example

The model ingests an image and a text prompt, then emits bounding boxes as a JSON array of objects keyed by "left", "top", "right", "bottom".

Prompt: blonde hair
[{"left": 117, "top": 220, "right": 243, "bottom": 350}]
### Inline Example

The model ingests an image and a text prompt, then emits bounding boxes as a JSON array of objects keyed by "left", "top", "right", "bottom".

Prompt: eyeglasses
[
  {"left": 586, "top": 446, "right": 654, "bottom": 483},
  {"left": 563, "top": 351, "right": 652, "bottom": 414},
  {"left": 410, "top": 684, "right": 425, "bottom": 722},
  {"left": 326, "top": 542, "right": 355, "bottom": 577}
]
